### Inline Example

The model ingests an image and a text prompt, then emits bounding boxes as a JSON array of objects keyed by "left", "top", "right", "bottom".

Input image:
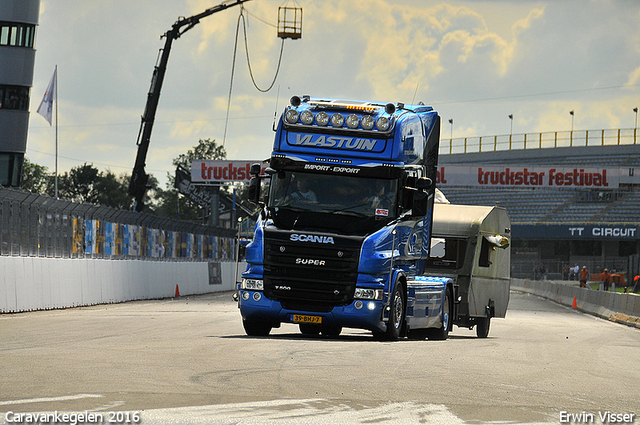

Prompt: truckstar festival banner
[
  {"left": 436, "top": 165, "right": 623, "bottom": 189},
  {"left": 192, "top": 160, "right": 264, "bottom": 183}
]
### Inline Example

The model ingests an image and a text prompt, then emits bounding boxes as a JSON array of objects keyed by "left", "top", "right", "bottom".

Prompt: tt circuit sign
[
  {"left": 513, "top": 224, "right": 639, "bottom": 240},
  {"left": 192, "top": 160, "right": 266, "bottom": 184}
]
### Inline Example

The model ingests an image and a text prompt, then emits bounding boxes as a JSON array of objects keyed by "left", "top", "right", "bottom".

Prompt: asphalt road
[{"left": 1, "top": 290, "right": 638, "bottom": 424}]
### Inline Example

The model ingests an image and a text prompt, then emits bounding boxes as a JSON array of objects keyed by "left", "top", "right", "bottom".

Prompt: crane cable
[{"left": 223, "top": 6, "right": 285, "bottom": 145}]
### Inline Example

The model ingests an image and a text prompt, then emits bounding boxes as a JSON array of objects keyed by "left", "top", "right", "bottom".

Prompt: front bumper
[{"left": 237, "top": 287, "right": 387, "bottom": 333}]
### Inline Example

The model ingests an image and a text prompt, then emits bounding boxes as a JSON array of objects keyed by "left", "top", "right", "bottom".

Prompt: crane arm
[{"left": 129, "top": 0, "right": 251, "bottom": 212}]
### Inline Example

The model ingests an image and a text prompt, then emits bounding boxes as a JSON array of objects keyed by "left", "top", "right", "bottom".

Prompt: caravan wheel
[{"left": 476, "top": 317, "right": 490, "bottom": 338}]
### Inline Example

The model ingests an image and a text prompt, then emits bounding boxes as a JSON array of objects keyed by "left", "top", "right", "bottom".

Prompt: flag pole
[{"left": 54, "top": 65, "right": 58, "bottom": 199}]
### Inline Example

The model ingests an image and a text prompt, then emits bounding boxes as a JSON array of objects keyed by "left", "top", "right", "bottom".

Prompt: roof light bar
[
  {"left": 284, "top": 97, "right": 396, "bottom": 132},
  {"left": 308, "top": 100, "right": 379, "bottom": 113}
]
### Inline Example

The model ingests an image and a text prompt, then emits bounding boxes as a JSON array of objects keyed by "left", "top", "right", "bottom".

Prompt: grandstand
[{"left": 438, "top": 143, "right": 640, "bottom": 281}]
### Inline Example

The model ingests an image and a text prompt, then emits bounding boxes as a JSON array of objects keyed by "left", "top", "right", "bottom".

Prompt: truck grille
[{"left": 263, "top": 229, "right": 363, "bottom": 312}]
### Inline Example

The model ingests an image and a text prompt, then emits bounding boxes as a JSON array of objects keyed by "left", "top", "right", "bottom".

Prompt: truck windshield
[{"left": 268, "top": 171, "right": 398, "bottom": 220}]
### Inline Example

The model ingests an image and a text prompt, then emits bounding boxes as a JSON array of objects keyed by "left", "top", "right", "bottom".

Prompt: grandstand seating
[
  {"left": 598, "top": 191, "right": 640, "bottom": 223},
  {"left": 439, "top": 144, "right": 640, "bottom": 225},
  {"left": 443, "top": 186, "right": 639, "bottom": 224}
]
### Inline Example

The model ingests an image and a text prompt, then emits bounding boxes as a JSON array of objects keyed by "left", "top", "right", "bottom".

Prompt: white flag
[{"left": 37, "top": 67, "right": 57, "bottom": 125}]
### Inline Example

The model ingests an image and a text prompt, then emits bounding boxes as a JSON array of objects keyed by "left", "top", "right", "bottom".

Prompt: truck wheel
[
  {"left": 320, "top": 325, "right": 342, "bottom": 337},
  {"left": 299, "top": 324, "right": 321, "bottom": 336},
  {"left": 476, "top": 317, "right": 490, "bottom": 338},
  {"left": 383, "top": 281, "right": 405, "bottom": 341},
  {"left": 407, "top": 329, "right": 429, "bottom": 340},
  {"left": 243, "top": 318, "right": 272, "bottom": 336},
  {"left": 427, "top": 286, "right": 452, "bottom": 340}
]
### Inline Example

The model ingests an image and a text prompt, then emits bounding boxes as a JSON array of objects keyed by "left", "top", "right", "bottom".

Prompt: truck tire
[
  {"left": 427, "top": 286, "right": 452, "bottom": 341},
  {"left": 299, "top": 324, "right": 321, "bottom": 336},
  {"left": 407, "top": 328, "right": 429, "bottom": 340},
  {"left": 243, "top": 318, "right": 272, "bottom": 336},
  {"left": 381, "top": 281, "right": 405, "bottom": 341},
  {"left": 476, "top": 317, "right": 490, "bottom": 338},
  {"left": 320, "top": 325, "right": 342, "bottom": 337}
]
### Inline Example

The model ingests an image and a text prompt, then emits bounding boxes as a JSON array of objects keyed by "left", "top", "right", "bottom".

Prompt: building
[
  {"left": 439, "top": 142, "right": 640, "bottom": 281},
  {"left": 0, "top": 0, "right": 40, "bottom": 187}
]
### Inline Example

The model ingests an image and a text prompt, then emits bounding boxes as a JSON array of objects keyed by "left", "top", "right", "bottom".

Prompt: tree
[
  {"left": 21, "top": 157, "right": 51, "bottom": 193},
  {"left": 173, "top": 138, "right": 226, "bottom": 172},
  {"left": 20, "top": 139, "right": 227, "bottom": 217},
  {"left": 53, "top": 163, "right": 135, "bottom": 209},
  {"left": 154, "top": 138, "right": 227, "bottom": 221},
  {"left": 57, "top": 163, "right": 99, "bottom": 203},
  {"left": 93, "top": 171, "right": 135, "bottom": 210}
]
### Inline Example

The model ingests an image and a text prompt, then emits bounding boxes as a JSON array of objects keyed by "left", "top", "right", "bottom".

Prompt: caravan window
[
  {"left": 479, "top": 237, "right": 492, "bottom": 268},
  {"left": 427, "top": 237, "right": 467, "bottom": 269}
]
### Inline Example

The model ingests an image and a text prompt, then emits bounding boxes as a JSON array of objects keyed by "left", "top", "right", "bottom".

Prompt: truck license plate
[{"left": 292, "top": 314, "right": 322, "bottom": 324}]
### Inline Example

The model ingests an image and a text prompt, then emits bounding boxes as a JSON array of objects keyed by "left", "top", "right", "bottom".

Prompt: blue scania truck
[{"left": 237, "top": 96, "right": 510, "bottom": 340}]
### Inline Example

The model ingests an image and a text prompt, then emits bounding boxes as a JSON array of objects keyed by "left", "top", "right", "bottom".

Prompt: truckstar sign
[
  {"left": 192, "top": 160, "right": 264, "bottom": 183},
  {"left": 436, "top": 165, "right": 623, "bottom": 189}
]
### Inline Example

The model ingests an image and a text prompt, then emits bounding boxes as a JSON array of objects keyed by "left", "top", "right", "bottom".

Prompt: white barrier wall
[
  {"left": 511, "top": 278, "right": 640, "bottom": 327},
  {"left": 0, "top": 257, "right": 245, "bottom": 313}
]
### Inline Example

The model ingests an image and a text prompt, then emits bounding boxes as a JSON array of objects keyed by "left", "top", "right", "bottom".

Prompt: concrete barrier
[
  {"left": 0, "top": 257, "right": 245, "bottom": 313},
  {"left": 7, "top": 261, "right": 638, "bottom": 322},
  {"left": 511, "top": 278, "right": 640, "bottom": 328}
]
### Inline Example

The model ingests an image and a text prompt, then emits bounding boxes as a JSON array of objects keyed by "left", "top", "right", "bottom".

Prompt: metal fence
[
  {"left": 441, "top": 127, "right": 638, "bottom": 155},
  {"left": 0, "top": 188, "right": 238, "bottom": 260},
  {"left": 511, "top": 256, "right": 640, "bottom": 289}
]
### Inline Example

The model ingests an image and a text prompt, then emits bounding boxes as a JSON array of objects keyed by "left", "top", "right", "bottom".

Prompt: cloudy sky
[{"left": 27, "top": 0, "right": 640, "bottom": 187}]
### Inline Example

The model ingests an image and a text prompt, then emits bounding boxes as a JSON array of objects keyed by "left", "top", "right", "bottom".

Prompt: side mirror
[
  {"left": 416, "top": 177, "right": 432, "bottom": 190},
  {"left": 249, "top": 163, "right": 262, "bottom": 176},
  {"left": 411, "top": 190, "right": 428, "bottom": 217},
  {"left": 247, "top": 163, "right": 262, "bottom": 204},
  {"left": 401, "top": 177, "right": 432, "bottom": 216}
]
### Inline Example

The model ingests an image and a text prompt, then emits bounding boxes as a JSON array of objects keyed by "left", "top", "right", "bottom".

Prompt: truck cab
[{"left": 237, "top": 96, "right": 508, "bottom": 340}]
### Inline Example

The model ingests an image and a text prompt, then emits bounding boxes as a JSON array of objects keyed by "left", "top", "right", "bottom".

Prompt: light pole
[
  {"left": 448, "top": 119, "right": 453, "bottom": 153},
  {"left": 570, "top": 110, "right": 574, "bottom": 131},
  {"left": 569, "top": 110, "right": 574, "bottom": 146},
  {"left": 634, "top": 107, "right": 638, "bottom": 144},
  {"left": 508, "top": 114, "right": 513, "bottom": 149}
]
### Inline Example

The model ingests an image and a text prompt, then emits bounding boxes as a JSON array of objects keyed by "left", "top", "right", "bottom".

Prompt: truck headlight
[
  {"left": 376, "top": 117, "right": 390, "bottom": 131},
  {"left": 361, "top": 115, "right": 375, "bottom": 130},
  {"left": 316, "top": 111, "right": 329, "bottom": 126},
  {"left": 331, "top": 113, "right": 344, "bottom": 127},
  {"left": 346, "top": 114, "right": 360, "bottom": 129},
  {"left": 285, "top": 109, "right": 299, "bottom": 124},
  {"left": 300, "top": 110, "right": 314, "bottom": 125},
  {"left": 242, "top": 279, "right": 264, "bottom": 291},
  {"left": 354, "top": 288, "right": 383, "bottom": 300}
]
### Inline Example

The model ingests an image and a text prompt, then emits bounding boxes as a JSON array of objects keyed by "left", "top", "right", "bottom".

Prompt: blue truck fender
[{"left": 405, "top": 276, "right": 455, "bottom": 338}]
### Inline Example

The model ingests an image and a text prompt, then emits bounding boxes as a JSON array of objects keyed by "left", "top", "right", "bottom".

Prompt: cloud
[
  {"left": 27, "top": 0, "right": 640, "bottom": 188},
  {"left": 309, "top": 1, "right": 547, "bottom": 102},
  {"left": 627, "top": 67, "right": 640, "bottom": 86}
]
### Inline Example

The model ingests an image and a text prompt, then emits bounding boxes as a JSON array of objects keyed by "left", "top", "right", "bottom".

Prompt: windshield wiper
[
  {"left": 332, "top": 210, "right": 368, "bottom": 218},
  {"left": 330, "top": 203, "right": 369, "bottom": 217},
  {"left": 274, "top": 205, "right": 306, "bottom": 212},
  {"left": 331, "top": 203, "right": 368, "bottom": 213}
]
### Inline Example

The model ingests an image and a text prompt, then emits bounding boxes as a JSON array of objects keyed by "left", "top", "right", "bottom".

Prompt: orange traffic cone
[
  {"left": 175, "top": 284, "right": 181, "bottom": 298},
  {"left": 572, "top": 296, "right": 577, "bottom": 309}
]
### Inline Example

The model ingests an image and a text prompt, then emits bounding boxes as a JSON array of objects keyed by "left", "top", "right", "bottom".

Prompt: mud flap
[{"left": 486, "top": 299, "right": 495, "bottom": 318}]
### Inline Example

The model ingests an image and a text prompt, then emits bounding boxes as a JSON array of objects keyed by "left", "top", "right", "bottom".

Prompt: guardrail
[
  {"left": 0, "top": 187, "right": 237, "bottom": 260},
  {"left": 511, "top": 278, "right": 640, "bottom": 328},
  {"left": 440, "top": 127, "right": 638, "bottom": 155}
]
